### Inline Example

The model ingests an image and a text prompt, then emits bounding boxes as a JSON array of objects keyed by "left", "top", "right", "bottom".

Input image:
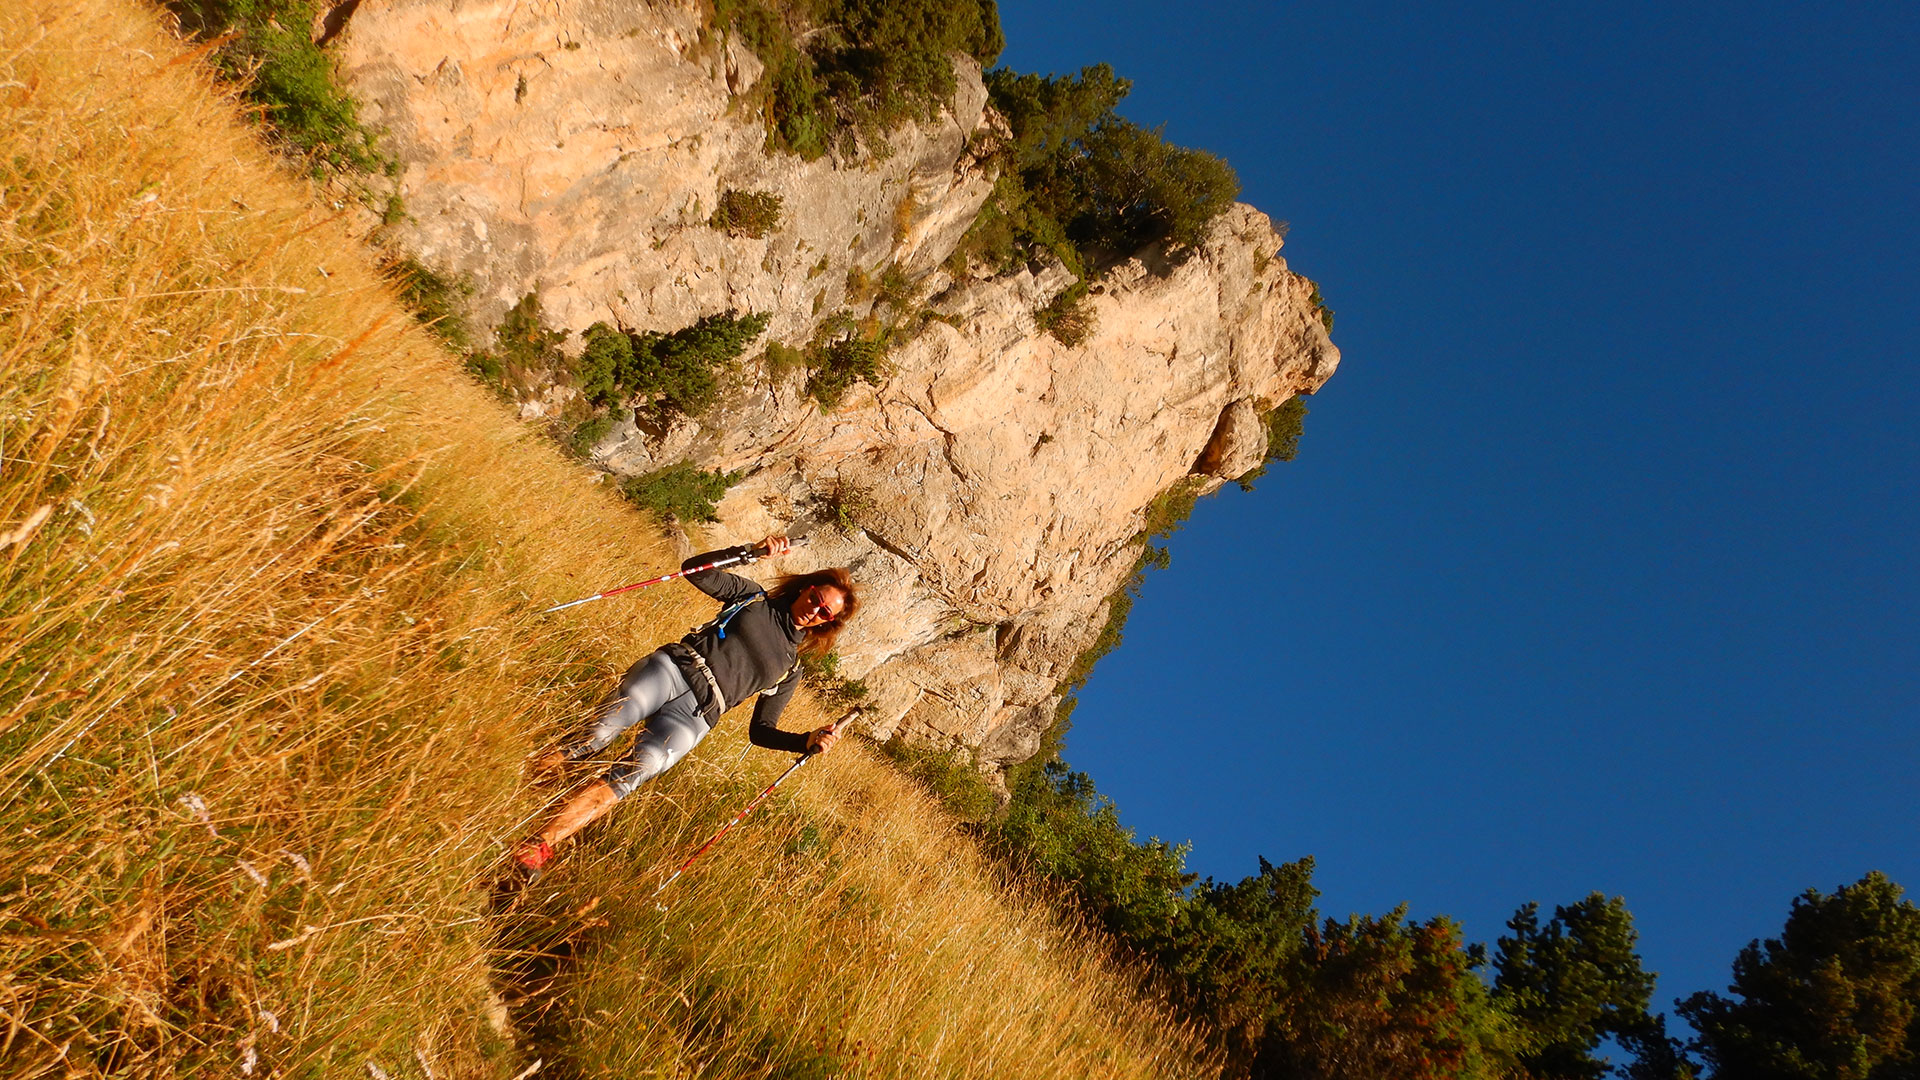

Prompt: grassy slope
[{"left": 0, "top": 3, "right": 1209, "bottom": 1078}]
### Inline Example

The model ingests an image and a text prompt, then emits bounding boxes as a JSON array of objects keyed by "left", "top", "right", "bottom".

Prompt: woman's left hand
[{"left": 805, "top": 723, "right": 841, "bottom": 755}]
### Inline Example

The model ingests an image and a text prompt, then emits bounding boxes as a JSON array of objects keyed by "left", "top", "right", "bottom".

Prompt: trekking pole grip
[{"left": 751, "top": 532, "right": 811, "bottom": 561}]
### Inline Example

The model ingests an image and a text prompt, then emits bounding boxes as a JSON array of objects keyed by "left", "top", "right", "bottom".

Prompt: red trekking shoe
[{"left": 509, "top": 837, "right": 554, "bottom": 886}]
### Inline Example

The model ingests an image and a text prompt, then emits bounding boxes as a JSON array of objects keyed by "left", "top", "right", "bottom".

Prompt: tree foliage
[
  {"left": 712, "top": 0, "right": 1002, "bottom": 159},
  {"left": 965, "top": 63, "right": 1242, "bottom": 281},
  {"left": 989, "top": 761, "right": 1195, "bottom": 944},
  {"left": 1047, "top": 118, "right": 1241, "bottom": 257},
  {"left": 1168, "top": 858, "right": 1319, "bottom": 1070},
  {"left": 1495, "top": 894, "right": 1661, "bottom": 1080},
  {"left": 577, "top": 312, "right": 770, "bottom": 415},
  {"left": 1679, "top": 871, "right": 1920, "bottom": 1080},
  {"left": 1259, "top": 910, "right": 1520, "bottom": 1080},
  {"left": 619, "top": 463, "right": 742, "bottom": 524}
]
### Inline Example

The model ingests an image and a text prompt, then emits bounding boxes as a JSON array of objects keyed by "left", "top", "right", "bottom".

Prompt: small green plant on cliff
[
  {"left": 446, "top": 292, "right": 569, "bottom": 400},
  {"left": 567, "top": 415, "right": 615, "bottom": 458},
  {"left": 384, "top": 257, "right": 475, "bottom": 352},
  {"left": 709, "top": 189, "right": 785, "bottom": 238},
  {"left": 1139, "top": 476, "right": 1208, "bottom": 542},
  {"left": 619, "top": 462, "right": 743, "bottom": 524},
  {"left": 1235, "top": 396, "right": 1309, "bottom": 492},
  {"left": 1308, "top": 280, "right": 1335, "bottom": 332},
  {"left": 491, "top": 292, "right": 569, "bottom": 373},
  {"left": 709, "top": 0, "right": 1004, "bottom": 160},
  {"left": 874, "top": 263, "right": 917, "bottom": 311},
  {"left": 164, "top": 0, "right": 387, "bottom": 173},
  {"left": 818, "top": 478, "right": 879, "bottom": 532},
  {"left": 1032, "top": 280, "right": 1096, "bottom": 346},
  {"left": 800, "top": 313, "right": 890, "bottom": 409},
  {"left": 1054, "top": 474, "right": 1207, "bottom": 704},
  {"left": 800, "top": 650, "right": 871, "bottom": 705}
]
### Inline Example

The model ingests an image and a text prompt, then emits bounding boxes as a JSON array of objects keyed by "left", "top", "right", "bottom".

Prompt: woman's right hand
[
  {"left": 805, "top": 723, "right": 841, "bottom": 755},
  {"left": 757, "top": 535, "right": 791, "bottom": 558}
]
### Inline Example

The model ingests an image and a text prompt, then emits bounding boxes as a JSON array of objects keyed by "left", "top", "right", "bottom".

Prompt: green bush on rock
[{"left": 620, "top": 463, "right": 743, "bottom": 524}]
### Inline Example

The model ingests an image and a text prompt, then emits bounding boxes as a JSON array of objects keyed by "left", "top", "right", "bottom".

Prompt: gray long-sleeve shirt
[{"left": 673, "top": 547, "right": 810, "bottom": 754}]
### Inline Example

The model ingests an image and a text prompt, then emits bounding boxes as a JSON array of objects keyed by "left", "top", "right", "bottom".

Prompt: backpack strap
[
  {"left": 692, "top": 591, "right": 803, "bottom": 695},
  {"left": 694, "top": 591, "right": 766, "bottom": 641}
]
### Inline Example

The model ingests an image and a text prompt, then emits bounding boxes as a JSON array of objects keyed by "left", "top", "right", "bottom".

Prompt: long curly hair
[{"left": 767, "top": 567, "right": 859, "bottom": 660}]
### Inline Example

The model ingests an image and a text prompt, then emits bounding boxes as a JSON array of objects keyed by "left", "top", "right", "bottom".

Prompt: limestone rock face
[
  {"left": 338, "top": 0, "right": 995, "bottom": 338},
  {"left": 1198, "top": 398, "right": 1269, "bottom": 481},
  {"left": 334, "top": 0, "right": 1340, "bottom": 773}
]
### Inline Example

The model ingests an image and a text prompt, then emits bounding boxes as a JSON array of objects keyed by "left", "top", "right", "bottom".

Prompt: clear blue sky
[{"left": 994, "top": 0, "right": 1920, "bottom": 1022}]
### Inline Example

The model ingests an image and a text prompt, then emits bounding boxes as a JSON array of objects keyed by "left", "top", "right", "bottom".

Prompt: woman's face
[{"left": 792, "top": 584, "right": 849, "bottom": 628}]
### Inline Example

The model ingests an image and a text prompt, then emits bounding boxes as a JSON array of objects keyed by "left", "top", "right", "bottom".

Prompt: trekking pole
[
  {"left": 539, "top": 535, "right": 808, "bottom": 615},
  {"left": 652, "top": 710, "right": 859, "bottom": 900}
]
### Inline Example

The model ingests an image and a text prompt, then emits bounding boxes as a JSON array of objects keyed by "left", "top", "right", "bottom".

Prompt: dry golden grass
[{"left": 0, "top": 3, "right": 1213, "bottom": 1077}]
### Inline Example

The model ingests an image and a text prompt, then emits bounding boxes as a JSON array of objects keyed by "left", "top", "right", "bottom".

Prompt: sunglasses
[{"left": 800, "top": 586, "right": 842, "bottom": 622}]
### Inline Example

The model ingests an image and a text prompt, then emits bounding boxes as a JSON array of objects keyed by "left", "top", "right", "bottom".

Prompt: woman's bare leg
[{"left": 535, "top": 780, "right": 619, "bottom": 846}]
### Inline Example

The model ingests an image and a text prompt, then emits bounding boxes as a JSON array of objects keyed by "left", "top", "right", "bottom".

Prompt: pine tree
[
  {"left": 1493, "top": 893, "right": 1661, "bottom": 1079},
  {"left": 1678, "top": 872, "right": 1920, "bottom": 1080}
]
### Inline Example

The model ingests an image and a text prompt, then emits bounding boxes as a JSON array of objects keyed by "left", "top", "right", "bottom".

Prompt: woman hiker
[{"left": 509, "top": 536, "right": 858, "bottom": 883}]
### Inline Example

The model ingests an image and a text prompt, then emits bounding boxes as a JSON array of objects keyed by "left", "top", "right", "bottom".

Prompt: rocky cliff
[{"left": 334, "top": 0, "right": 1339, "bottom": 774}]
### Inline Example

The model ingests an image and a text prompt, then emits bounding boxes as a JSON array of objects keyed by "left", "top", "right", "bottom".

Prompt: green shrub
[
  {"left": 874, "top": 264, "right": 916, "bottom": 310},
  {"left": 436, "top": 292, "right": 566, "bottom": 399},
  {"left": 619, "top": 463, "right": 743, "bottom": 524},
  {"left": 879, "top": 738, "right": 998, "bottom": 822},
  {"left": 1308, "top": 280, "right": 1336, "bottom": 332},
  {"left": 818, "top": 479, "right": 878, "bottom": 532},
  {"left": 1056, "top": 476, "right": 1203, "bottom": 692},
  {"left": 575, "top": 311, "right": 770, "bottom": 416},
  {"left": 761, "top": 340, "right": 807, "bottom": 381},
  {"left": 1058, "top": 543, "right": 1168, "bottom": 693},
  {"left": 800, "top": 650, "right": 871, "bottom": 705},
  {"left": 844, "top": 265, "right": 874, "bottom": 303},
  {"left": 709, "top": 189, "right": 785, "bottom": 238},
  {"left": 990, "top": 760, "right": 1196, "bottom": 943},
  {"left": 1032, "top": 282, "right": 1096, "bottom": 346},
  {"left": 575, "top": 323, "right": 631, "bottom": 407},
  {"left": 1235, "top": 396, "right": 1309, "bottom": 492},
  {"left": 634, "top": 311, "right": 770, "bottom": 414},
  {"left": 1139, "top": 475, "right": 1207, "bottom": 540},
  {"left": 800, "top": 314, "right": 889, "bottom": 409},
  {"left": 491, "top": 292, "right": 568, "bottom": 372},
  {"left": 163, "top": 0, "right": 385, "bottom": 172},
  {"left": 711, "top": 0, "right": 1003, "bottom": 160},
  {"left": 806, "top": 336, "right": 887, "bottom": 409},
  {"left": 384, "top": 257, "right": 474, "bottom": 352},
  {"left": 568, "top": 415, "right": 614, "bottom": 458}
]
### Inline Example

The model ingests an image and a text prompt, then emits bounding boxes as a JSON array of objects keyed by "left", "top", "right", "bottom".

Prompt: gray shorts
[{"left": 563, "top": 649, "right": 712, "bottom": 799}]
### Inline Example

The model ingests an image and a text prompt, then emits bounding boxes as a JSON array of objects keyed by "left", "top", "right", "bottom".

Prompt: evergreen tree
[
  {"left": 990, "top": 760, "right": 1195, "bottom": 944},
  {"left": 1163, "top": 857, "right": 1318, "bottom": 1074},
  {"left": 1256, "top": 909, "right": 1520, "bottom": 1080},
  {"left": 985, "top": 63, "right": 1132, "bottom": 172},
  {"left": 629, "top": 310, "right": 770, "bottom": 415},
  {"left": 972, "top": 63, "right": 1243, "bottom": 274},
  {"left": 1678, "top": 872, "right": 1920, "bottom": 1080},
  {"left": 1493, "top": 893, "right": 1661, "bottom": 1080}
]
